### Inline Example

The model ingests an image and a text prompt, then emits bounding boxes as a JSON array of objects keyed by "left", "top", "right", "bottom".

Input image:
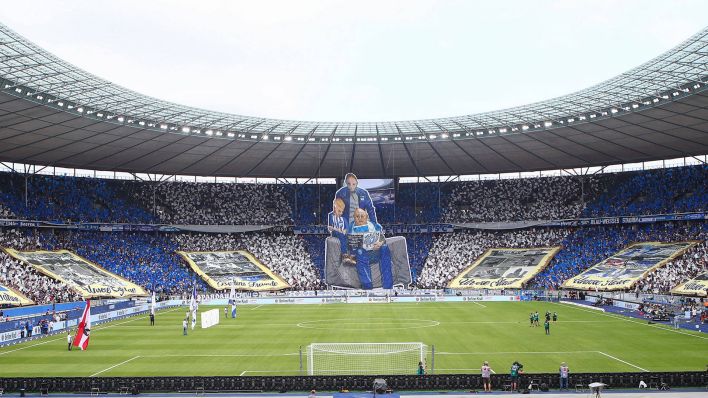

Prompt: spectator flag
[
  {"left": 73, "top": 299, "right": 91, "bottom": 350},
  {"left": 229, "top": 287, "right": 237, "bottom": 318},
  {"left": 150, "top": 291, "right": 156, "bottom": 314},
  {"left": 189, "top": 284, "right": 197, "bottom": 329},
  {"left": 189, "top": 284, "right": 197, "bottom": 312}
]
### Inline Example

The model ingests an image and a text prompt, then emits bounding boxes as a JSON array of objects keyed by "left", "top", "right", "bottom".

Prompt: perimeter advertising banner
[
  {"left": 562, "top": 242, "right": 697, "bottom": 291},
  {"left": 0, "top": 283, "right": 33, "bottom": 306},
  {"left": 671, "top": 272, "right": 708, "bottom": 297},
  {"left": 447, "top": 247, "right": 560, "bottom": 289},
  {"left": 177, "top": 250, "right": 290, "bottom": 291},
  {"left": 3, "top": 249, "right": 147, "bottom": 298}
]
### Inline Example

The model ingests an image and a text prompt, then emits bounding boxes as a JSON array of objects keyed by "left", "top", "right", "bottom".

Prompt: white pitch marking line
[
  {"left": 251, "top": 304, "right": 264, "bottom": 310},
  {"left": 0, "top": 307, "right": 182, "bottom": 356},
  {"left": 437, "top": 350, "right": 597, "bottom": 355},
  {"left": 239, "top": 370, "right": 247, "bottom": 376},
  {"left": 557, "top": 302, "right": 708, "bottom": 340},
  {"left": 90, "top": 355, "right": 140, "bottom": 377},
  {"left": 596, "top": 351, "right": 649, "bottom": 372},
  {"left": 142, "top": 353, "right": 300, "bottom": 357},
  {"left": 471, "top": 301, "right": 487, "bottom": 308}
]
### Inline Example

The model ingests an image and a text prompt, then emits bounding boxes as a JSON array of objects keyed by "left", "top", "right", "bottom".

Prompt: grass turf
[{"left": 0, "top": 301, "right": 705, "bottom": 377}]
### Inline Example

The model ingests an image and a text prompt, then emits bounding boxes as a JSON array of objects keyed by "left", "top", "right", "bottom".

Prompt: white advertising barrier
[
  {"left": 0, "top": 300, "right": 177, "bottom": 345},
  {"left": 201, "top": 309, "right": 219, "bottom": 329},
  {"left": 201, "top": 295, "right": 521, "bottom": 306}
]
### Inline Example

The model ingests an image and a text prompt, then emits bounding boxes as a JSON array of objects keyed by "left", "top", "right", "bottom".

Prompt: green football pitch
[{"left": 1, "top": 302, "right": 706, "bottom": 377}]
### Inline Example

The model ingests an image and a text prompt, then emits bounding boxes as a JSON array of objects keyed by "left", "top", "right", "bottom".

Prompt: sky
[{"left": 2, "top": 0, "right": 707, "bottom": 122}]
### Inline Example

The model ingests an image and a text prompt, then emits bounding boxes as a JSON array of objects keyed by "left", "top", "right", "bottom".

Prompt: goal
[{"left": 306, "top": 342, "right": 429, "bottom": 375}]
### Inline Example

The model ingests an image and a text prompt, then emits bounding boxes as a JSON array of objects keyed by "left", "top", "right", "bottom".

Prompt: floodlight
[{"left": 181, "top": 127, "right": 190, "bottom": 133}]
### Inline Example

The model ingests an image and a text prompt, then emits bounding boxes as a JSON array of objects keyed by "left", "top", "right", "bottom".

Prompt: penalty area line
[
  {"left": 90, "top": 356, "right": 141, "bottom": 377},
  {"left": 596, "top": 351, "right": 649, "bottom": 372}
]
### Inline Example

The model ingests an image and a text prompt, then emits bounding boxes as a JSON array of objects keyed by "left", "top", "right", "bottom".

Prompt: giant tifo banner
[
  {"left": 0, "top": 283, "right": 33, "bottom": 306},
  {"left": 3, "top": 249, "right": 147, "bottom": 298},
  {"left": 671, "top": 272, "right": 708, "bottom": 297},
  {"left": 447, "top": 247, "right": 560, "bottom": 289},
  {"left": 323, "top": 174, "right": 412, "bottom": 290},
  {"left": 177, "top": 250, "right": 290, "bottom": 291},
  {"left": 562, "top": 242, "right": 697, "bottom": 291}
]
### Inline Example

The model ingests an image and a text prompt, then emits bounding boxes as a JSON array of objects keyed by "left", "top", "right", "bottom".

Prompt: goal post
[{"left": 306, "top": 342, "right": 431, "bottom": 375}]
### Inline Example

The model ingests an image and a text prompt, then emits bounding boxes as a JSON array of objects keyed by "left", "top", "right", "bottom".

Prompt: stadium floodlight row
[{"left": 0, "top": 22, "right": 706, "bottom": 139}]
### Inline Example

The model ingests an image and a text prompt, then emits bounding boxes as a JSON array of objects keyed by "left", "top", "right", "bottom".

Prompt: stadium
[{"left": 0, "top": 3, "right": 707, "bottom": 397}]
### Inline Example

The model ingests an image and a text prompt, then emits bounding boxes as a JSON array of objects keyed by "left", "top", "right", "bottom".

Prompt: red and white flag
[{"left": 73, "top": 299, "right": 91, "bottom": 350}]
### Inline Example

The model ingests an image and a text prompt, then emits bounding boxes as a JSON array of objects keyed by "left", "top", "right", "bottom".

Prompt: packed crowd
[
  {"left": 128, "top": 181, "right": 293, "bottom": 225},
  {"left": 530, "top": 222, "right": 707, "bottom": 290},
  {"left": 0, "top": 173, "right": 155, "bottom": 223},
  {"left": 43, "top": 230, "right": 204, "bottom": 295},
  {"left": 582, "top": 165, "right": 708, "bottom": 217},
  {"left": 0, "top": 202, "right": 13, "bottom": 218},
  {"left": 0, "top": 229, "right": 82, "bottom": 304},
  {"left": 636, "top": 238, "right": 708, "bottom": 293},
  {"left": 0, "top": 165, "right": 705, "bottom": 226},
  {"left": 417, "top": 228, "right": 570, "bottom": 288},
  {"left": 173, "top": 232, "right": 323, "bottom": 290},
  {"left": 440, "top": 176, "right": 603, "bottom": 223},
  {"left": 0, "top": 164, "right": 705, "bottom": 306}
]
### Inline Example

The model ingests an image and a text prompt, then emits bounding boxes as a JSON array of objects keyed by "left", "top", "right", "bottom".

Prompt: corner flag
[{"left": 73, "top": 299, "right": 91, "bottom": 350}]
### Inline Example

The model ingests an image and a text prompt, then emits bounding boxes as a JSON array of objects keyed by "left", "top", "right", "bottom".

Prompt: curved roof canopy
[{"left": 0, "top": 22, "right": 706, "bottom": 178}]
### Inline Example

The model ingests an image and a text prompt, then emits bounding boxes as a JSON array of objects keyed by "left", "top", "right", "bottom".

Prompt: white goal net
[{"left": 307, "top": 342, "right": 427, "bottom": 375}]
